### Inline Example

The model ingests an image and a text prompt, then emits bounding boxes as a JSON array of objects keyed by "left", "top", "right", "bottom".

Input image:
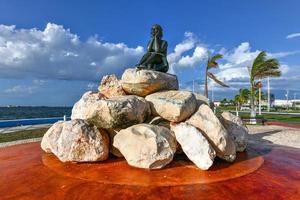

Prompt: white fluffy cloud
[
  {"left": 268, "top": 50, "right": 300, "bottom": 58},
  {"left": 0, "top": 24, "right": 209, "bottom": 80},
  {"left": 1, "top": 23, "right": 299, "bottom": 102},
  {"left": 4, "top": 85, "right": 36, "bottom": 94},
  {"left": 0, "top": 23, "right": 144, "bottom": 81},
  {"left": 214, "top": 42, "right": 300, "bottom": 95},
  {"left": 286, "top": 32, "right": 300, "bottom": 39},
  {"left": 168, "top": 32, "right": 208, "bottom": 73},
  {"left": 216, "top": 42, "right": 259, "bottom": 82},
  {"left": 216, "top": 42, "right": 297, "bottom": 84}
]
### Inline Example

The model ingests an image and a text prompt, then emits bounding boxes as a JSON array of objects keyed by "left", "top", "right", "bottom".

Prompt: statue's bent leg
[
  {"left": 137, "top": 52, "right": 153, "bottom": 67},
  {"left": 142, "top": 53, "right": 158, "bottom": 66},
  {"left": 155, "top": 64, "right": 169, "bottom": 73},
  {"left": 155, "top": 56, "right": 169, "bottom": 73}
]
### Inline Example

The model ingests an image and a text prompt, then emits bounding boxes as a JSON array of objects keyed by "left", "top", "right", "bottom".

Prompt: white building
[{"left": 274, "top": 99, "right": 300, "bottom": 107}]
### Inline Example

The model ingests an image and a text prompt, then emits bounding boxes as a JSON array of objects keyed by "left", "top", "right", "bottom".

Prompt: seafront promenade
[
  {"left": 0, "top": 124, "right": 52, "bottom": 134},
  {"left": 0, "top": 116, "right": 69, "bottom": 128},
  {"left": 0, "top": 117, "right": 68, "bottom": 148}
]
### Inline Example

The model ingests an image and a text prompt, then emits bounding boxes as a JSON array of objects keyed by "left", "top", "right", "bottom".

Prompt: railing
[{"left": 0, "top": 116, "right": 70, "bottom": 128}]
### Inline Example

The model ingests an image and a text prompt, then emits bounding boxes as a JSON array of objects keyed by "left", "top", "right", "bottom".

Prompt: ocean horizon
[{"left": 0, "top": 106, "right": 72, "bottom": 120}]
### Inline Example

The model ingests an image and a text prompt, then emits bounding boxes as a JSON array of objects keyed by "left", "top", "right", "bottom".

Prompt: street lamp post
[
  {"left": 285, "top": 90, "right": 289, "bottom": 110},
  {"left": 267, "top": 77, "right": 270, "bottom": 112},
  {"left": 259, "top": 86, "right": 262, "bottom": 115},
  {"left": 294, "top": 93, "right": 297, "bottom": 110}
]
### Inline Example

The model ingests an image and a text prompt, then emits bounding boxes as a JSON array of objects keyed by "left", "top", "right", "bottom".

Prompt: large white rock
[
  {"left": 71, "top": 92, "right": 101, "bottom": 120},
  {"left": 193, "top": 93, "right": 209, "bottom": 106},
  {"left": 98, "top": 74, "right": 126, "bottom": 98},
  {"left": 113, "top": 124, "right": 177, "bottom": 169},
  {"left": 145, "top": 90, "right": 197, "bottom": 122},
  {"left": 41, "top": 119, "right": 109, "bottom": 162},
  {"left": 71, "top": 91, "right": 151, "bottom": 129},
  {"left": 186, "top": 104, "right": 236, "bottom": 162},
  {"left": 148, "top": 116, "right": 171, "bottom": 129},
  {"left": 106, "top": 129, "right": 123, "bottom": 157},
  {"left": 219, "top": 111, "right": 248, "bottom": 152},
  {"left": 121, "top": 68, "right": 179, "bottom": 97},
  {"left": 170, "top": 123, "right": 216, "bottom": 170}
]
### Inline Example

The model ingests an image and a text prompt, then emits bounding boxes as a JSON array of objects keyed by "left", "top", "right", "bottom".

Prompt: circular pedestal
[
  {"left": 42, "top": 151, "right": 264, "bottom": 186},
  {"left": 1, "top": 142, "right": 300, "bottom": 200}
]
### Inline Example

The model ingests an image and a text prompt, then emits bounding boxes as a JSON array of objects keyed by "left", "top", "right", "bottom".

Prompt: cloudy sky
[{"left": 0, "top": 0, "right": 300, "bottom": 106}]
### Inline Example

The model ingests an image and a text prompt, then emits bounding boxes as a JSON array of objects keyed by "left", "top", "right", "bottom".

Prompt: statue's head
[{"left": 151, "top": 24, "right": 163, "bottom": 38}]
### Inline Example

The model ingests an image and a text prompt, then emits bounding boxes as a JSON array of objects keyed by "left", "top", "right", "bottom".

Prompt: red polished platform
[{"left": 1, "top": 142, "right": 300, "bottom": 200}]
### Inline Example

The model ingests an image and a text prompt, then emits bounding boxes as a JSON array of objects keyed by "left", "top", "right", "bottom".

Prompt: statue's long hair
[{"left": 151, "top": 24, "right": 163, "bottom": 38}]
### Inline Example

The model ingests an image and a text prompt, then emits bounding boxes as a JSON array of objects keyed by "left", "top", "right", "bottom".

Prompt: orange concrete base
[{"left": 1, "top": 142, "right": 300, "bottom": 199}]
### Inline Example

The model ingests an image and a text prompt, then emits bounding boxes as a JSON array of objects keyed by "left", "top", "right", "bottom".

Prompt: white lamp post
[
  {"left": 267, "top": 77, "right": 270, "bottom": 112},
  {"left": 258, "top": 87, "right": 261, "bottom": 115}
]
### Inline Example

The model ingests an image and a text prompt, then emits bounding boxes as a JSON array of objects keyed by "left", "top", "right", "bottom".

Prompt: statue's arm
[
  {"left": 153, "top": 39, "right": 168, "bottom": 55},
  {"left": 147, "top": 39, "right": 154, "bottom": 52},
  {"left": 153, "top": 36, "right": 160, "bottom": 52},
  {"left": 161, "top": 41, "right": 168, "bottom": 55}
]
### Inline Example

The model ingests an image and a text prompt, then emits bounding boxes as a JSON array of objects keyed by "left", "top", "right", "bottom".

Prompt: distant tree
[
  {"left": 220, "top": 98, "right": 228, "bottom": 106},
  {"left": 248, "top": 51, "right": 281, "bottom": 123},
  {"left": 229, "top": 99, "right": 235, "bottom": 105},
  {"left": 221, "top": 98, "right": 228, "bottom": 103},
  {"left": 234, "top": 89, "right": 250, "bottom": 110},
  {"left": 255, "top": 91, "right": 266, "bottom": 104},
  {"left": 204, "top": 54, "right": 229, "bottom": 98}
]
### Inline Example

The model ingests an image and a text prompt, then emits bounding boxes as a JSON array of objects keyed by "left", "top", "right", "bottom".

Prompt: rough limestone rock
[
  {"left": 106, "top": 129, "right": 123, "bottom": 157},
  {"left": 71, "top": 92, "right": 101, "bottom": 120},
  {"left": 41, "top": 119, "right": 109, "bottom": 162},
  {"left": 219, "top": 111, "right": 248, "bottom": 152},
  {"left": 171, "top": 123, "right": 216, "bottom": 170},
  {"left": 71, "top": 91, "right": 151, "bottom": 129},
  {"left": 121, "top": 68, "right": 179, "bottom": 97},
  {"left": 98, "top": 74, "right": 126, "bottom": 98},
  {"left": 148, "top": 116, "right": 171, "bottom": 129},
  {"left": 113, "top": 124, "right": 177, "bottom": 169},
  {"left": 193, "top": 93, "right": 209, "bottom": 106},
  {"left": 145, "top": 90, "right": 197, "bottom": 122},
  {"left": 186, "top": 104, "right": 236, "bottom": 162}
]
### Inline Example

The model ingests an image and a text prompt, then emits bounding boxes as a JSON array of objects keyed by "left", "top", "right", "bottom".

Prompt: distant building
[
  {"left": 214, "top": 101, "right": 221, "bottom": 107},
  {"left": 274, "top": 99, "right": 300, "bottom": 107}
]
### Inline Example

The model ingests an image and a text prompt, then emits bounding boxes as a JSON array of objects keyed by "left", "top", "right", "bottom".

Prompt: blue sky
[{"left": 0, "top": 0, "right": 300, "bottom": 106}]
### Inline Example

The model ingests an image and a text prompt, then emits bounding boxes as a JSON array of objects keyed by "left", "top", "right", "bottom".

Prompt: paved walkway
[
  {"left": 0, "top": 124, "right": 52, "bottom": 134},
  {"left": 247, "top": 125, "right": 300, "bottom": 148},
  {"left": 265, "top": 121, "right": 300, "bottom": 128},
  {"left": 0, "top": 137, "right": 42, "bottom": 148}
]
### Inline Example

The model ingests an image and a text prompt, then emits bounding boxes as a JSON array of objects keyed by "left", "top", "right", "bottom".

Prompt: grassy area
[
  {"left": 218, "top": 106, "right": 300, "bottom": 113},
  {"left": 217, "top": 110, "right": 300, "bottom": 124},
  {"left": 254, "top": 114, "right": 300, "bottom": 124},
  {"left": 0, "top": 128, "right": 48, "bottom": 143}
]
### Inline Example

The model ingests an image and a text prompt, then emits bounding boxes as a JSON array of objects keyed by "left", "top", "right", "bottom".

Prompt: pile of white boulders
[{"left": 41, "top": 68, "right": 249, "bottom": 170}]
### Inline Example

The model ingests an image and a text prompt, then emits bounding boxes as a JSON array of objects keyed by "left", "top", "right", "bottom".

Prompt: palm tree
[
  {"left": 204, "top": 54, "right": 229, "bottom": 98},
  {"left": 249, "top": 51, "right": 281, "bottom": 123},
  {"left": 234, "top": 89, "right": 250, "bottom": 110}
]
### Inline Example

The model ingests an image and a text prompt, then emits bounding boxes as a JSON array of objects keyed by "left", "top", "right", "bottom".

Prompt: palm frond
[
  {"left": 207, "top": 53, "right": 223, "bottom": 68},
  {"left": 207, "top": 72, "right": 229, "bottom": 87},
  {"left": 254, "top": 70, "right": 281, "bottom": 79},
  {"left": 251, "top": 51, "right": 281, "bottom": 80},
  {"left": 251, "top": 51, "right": 267, "bottom": 77}
]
